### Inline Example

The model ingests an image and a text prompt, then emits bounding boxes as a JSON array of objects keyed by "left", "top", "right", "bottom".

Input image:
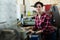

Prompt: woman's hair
[{"left": 34, "top": 1, "right": 44, "bottom": 7}]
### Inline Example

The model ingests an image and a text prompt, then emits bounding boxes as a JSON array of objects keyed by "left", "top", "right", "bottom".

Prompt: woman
[{"left": 30, "top": 1, "right": 56, "bottom": 40}]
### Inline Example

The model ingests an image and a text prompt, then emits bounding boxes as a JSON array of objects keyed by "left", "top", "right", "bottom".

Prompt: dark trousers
[{"left": 43, "top": 31, "right": 56, "bottom": 40}]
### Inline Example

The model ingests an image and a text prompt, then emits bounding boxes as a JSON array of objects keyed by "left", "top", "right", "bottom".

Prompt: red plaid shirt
[{"left": 33, "top": 12, "right": 55, "bottom": 33}]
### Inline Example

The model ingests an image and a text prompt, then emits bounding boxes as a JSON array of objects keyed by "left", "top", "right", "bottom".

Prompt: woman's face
[{"left": 36, "top": 4, "right": 43, "bottom": 13}]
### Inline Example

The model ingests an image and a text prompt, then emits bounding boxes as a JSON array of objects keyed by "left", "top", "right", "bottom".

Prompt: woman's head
[{"left": 34, "top": 2, "right": 43, "bottom": 13}]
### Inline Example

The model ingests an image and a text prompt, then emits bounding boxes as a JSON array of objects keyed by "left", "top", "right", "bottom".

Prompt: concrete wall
[{"left": 0, "top": 0, "right": 17, "bottom": 29}]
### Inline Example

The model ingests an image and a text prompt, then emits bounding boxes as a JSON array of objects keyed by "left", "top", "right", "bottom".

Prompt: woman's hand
[
  {"left": 36, "top": 30, "right": 43, "bottom": 34},
  {"left": 28, "top": 29, "right": 34, "bottom": 33}
]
